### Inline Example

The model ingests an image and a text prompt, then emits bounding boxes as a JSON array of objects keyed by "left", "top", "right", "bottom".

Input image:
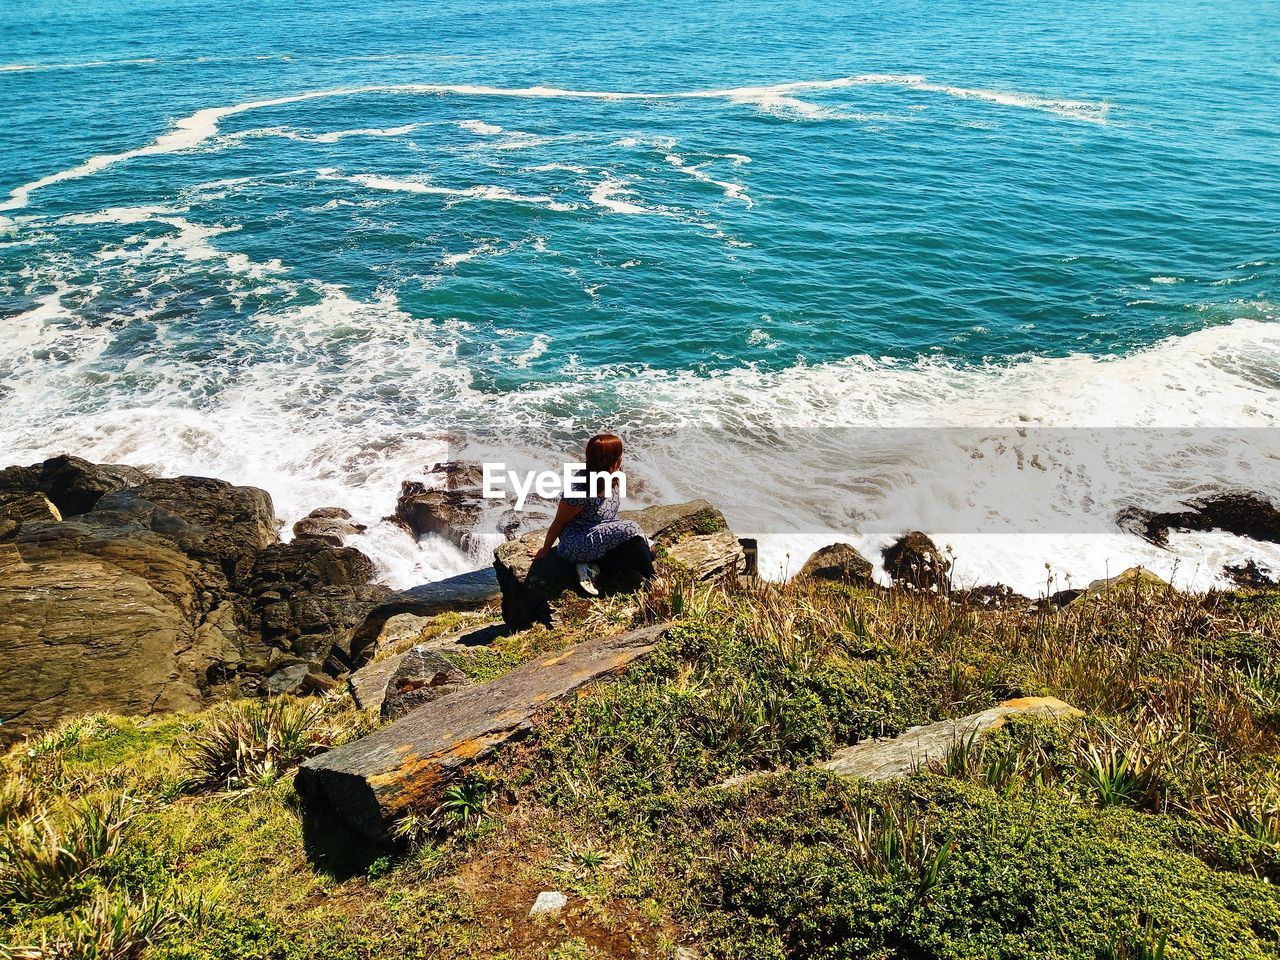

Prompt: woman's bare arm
[{"left": 533, "top": 499, "right": 583, "bottom": 560}]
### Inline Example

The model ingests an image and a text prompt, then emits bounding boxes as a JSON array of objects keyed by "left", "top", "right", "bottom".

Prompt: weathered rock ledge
[{"left": 297, "top": 622, "right": 670, "bottom": 838}]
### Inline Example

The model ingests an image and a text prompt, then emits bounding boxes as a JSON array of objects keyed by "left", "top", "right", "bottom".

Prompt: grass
[{"left": 1, "top": 566, "right": 1278, "bottom": 958}]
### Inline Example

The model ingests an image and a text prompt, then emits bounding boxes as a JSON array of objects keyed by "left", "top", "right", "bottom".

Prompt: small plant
[
  {"left": 0, "top": 775, "right": 42, "bottom": 825},
  {"left": 1101, "top": 915, "right": 1169, "bottom": 960},
  {"left": 391, "top": 810, "right": 432, "bottom": 848},
  {"left": 846, "top": 796, "right": 954, "bottom": 913},
  {"left": 1071, "top": 727, "right": 1160, "bottom": 809},
  {"left": 555, "top": 839, "right": 611, "bottom": 880},
  {"left": 0, "top": 795, "right": 135, "bottom": 909},
  {"left": 433, "top": 776, "right": 494, "bottom": 830},
  {"left": 181, "top": 698, "right": 338, "bottom": 792}
]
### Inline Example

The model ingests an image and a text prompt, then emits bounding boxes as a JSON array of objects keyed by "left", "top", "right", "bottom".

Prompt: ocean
[{"left": 2, "top": 0, "right": 1278, "bottom": 593}]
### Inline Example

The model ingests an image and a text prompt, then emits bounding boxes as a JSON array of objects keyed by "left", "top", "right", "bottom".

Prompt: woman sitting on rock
[{"left": 532, "top": 433, "right": 654, "bottom": 596}]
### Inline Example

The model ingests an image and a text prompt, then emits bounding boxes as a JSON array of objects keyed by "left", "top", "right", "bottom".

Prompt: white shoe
[{"left": 577, "top": 562, "right": 600, "bottom": 596}]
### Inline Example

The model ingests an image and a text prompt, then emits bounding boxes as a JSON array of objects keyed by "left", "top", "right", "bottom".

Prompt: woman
[{"left": 532, "top": 433, "right": 654, "bottom": 595}]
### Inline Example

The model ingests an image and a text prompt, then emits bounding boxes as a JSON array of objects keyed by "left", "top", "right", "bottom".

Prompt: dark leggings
[{"left": 595, "top": 535, "right": 655, "bottom": 584}]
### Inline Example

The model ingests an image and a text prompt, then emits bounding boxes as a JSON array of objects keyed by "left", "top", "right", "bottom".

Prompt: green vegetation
[{"left": 3, "top": 568, "right": 1279, "bottom": 958}]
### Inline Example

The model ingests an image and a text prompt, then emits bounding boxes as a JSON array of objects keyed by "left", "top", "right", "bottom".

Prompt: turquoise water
[{"left": 2, "top": 0, "right": 1279, "bottom": 589}]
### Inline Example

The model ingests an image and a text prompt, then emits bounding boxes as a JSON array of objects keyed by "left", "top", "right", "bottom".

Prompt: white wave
[
  {"left": 299, "top": 123, "right": 421, "bottom": 144},
  {"left": 57, "top": 205, "right": 284, "bottom": 280},
  {"left": 522, "top": 162, "right": 592, "bottom": 176},
  {"left": 879, "top": 76, "right": 1111, "bottom": 124},
  {"left": 613, "top": 135, "right": 679, "bottom": 150},
  {"left": 0, "top": 74, "right": 1110, "bottom": 211},
  {"left": 512, "top": 334, "right": 551, "bottom": 368},
  {"left": 441, "top": 241, "right": 504, "bottom": 267},
  {"left": 663, "top": 152, "right": 753, "bottom": 208},
  {"left": 0, "top": 283, "right": 485, "bottom": 588},
  {"left": 3, "top": 259, "right": 1278, "bottom": 593},
  {"left": 1151, "top": 276, "right": 1182, "bottom": 284},
  {"left": 0, "top": 58, "right": 158, "bottom": 73},
  {"left": 588, "top": 176, "right": 651, "bottom": 214},
  {"left": 453, "top": 316, "right": 1280, "bottom": 594},
  {"left": 214, "top": 123, "right": 423, "bottom": 148},
  {"left": 457, "top": 119, "right": 503, "bottom": 135},
  {"left": 328, "top": 172, "right": 579, "bottom": 211}
]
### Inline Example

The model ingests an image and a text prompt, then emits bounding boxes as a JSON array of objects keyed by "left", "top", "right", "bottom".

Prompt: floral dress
[{"left": 555, "top": 473, "right": 644, "bottom": 563}]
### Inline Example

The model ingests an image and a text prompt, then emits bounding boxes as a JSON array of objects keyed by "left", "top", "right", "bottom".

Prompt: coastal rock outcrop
[
  {"left": 1122, "top": 493, "right": 1280, "bottom": 546},
  {"left": 394, "top": 461, "right": 554, "bottom": 550},
  {"left": 1071, "top": 566, "right": 1170, "bottom": 604},
  {"left": 0, "top": 456, "right": 390, "bottom": 741},
  {"left": 344, "top": 644, "right": 470, "bottom": 718},
  {"left": 796, "top": 543, "right": 875, "bottom": 587},
  {"left": 953, "top": 584, "right": 1032, "bottom": 609},
  {"left": 820, "top": 697, "right": 1083, "bottom": 781},
  {"left": 493, "top": 500, "right": 743, "bottom": 629},
  {"left": 246, "top": 540, "right": 390, "bottom": 665},
  {"left": 0, "top": 491, "right": 61, "bottom": 526},
  {"left": 1223, "top": 560, "right": 1277, "bottom": 589},
  {"left": 378, "top": 646, "right": 471, "bottom": 720},
  {"left": 881, "top": 531, "right": 950, "bottom": 591},
  {"left": 344, "top": 567, "right": 503, "bottom": 669}
]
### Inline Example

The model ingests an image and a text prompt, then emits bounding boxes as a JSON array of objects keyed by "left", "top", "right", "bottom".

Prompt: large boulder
[
  {"left": 881, "top": 531, "right": 951, "bottom": 591},
  {"left": 395, "top": 482, "right": 485, "bottom": 549},
  {"left": 0, "top": 504, "right": 237, "bottom": 740},
  {"left": 92, "top": 477, "right": 277, "bottom": 573},
  {"left": 0, "top": 454, "right": 149, "bottom": 518},
  {"left": 245, "top": 540, "right": 390, "bottom": 664},
  {"left": 821, "top": 698, "right": 1082, "bottom": 781},
  {"left": 796, "top": 543, "right": 875, "bottom": 587},
  {"left": 344, "top": 567, "right": 502, "bottom": 669},
  {"left": 1071, "top": 566, "right": 1170, "bottom": 605},
  {"left": 292, "top": 506, "right": 366, "bottom": 547},
  {"left": 297, "top": 623, "right": 669, "bottom": 838},
  {"left": 0, "top": 492, "right": 61, "bottom": 525},
  {"left": 347, "top": 644, "right": 470, "bottom": 717},
  {"left": 379, "top": 646, "right": 471, "bottom": 720},
  {"left": 493, "top": 500, "right": 743, "bottom": 629}
]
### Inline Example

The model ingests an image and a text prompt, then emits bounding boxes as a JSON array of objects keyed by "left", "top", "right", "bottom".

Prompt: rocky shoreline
[{"left": 1, "top": 453, "right": 1276, "bottom": 742}]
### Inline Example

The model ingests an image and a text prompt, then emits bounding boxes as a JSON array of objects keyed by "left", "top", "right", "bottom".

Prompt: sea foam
[{"left": 0, "top": 74, "right": 1111, "bottom": 212}]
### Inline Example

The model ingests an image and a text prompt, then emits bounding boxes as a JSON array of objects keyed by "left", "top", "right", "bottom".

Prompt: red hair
[{"left": 585, "top": 433, "right": 623, "bottom": 474}]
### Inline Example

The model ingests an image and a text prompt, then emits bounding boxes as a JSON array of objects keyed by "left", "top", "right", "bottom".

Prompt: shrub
[{"left": 671, "top": 773, "right": 1280, "bottom": 959}]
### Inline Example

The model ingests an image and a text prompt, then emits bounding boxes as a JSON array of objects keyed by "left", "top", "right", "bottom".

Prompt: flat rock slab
[
  {"left": 348, "top": 656, "right": 404, "bottom": 712},
  {"left": 343, "top": 567, "right": 502, "bottom": 668},
  {"left": 821, "top": 697, "right": 1082, "bottom": 781},
  {"left": 297, "top": 622, "right": 669, "bottom": 838}
]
